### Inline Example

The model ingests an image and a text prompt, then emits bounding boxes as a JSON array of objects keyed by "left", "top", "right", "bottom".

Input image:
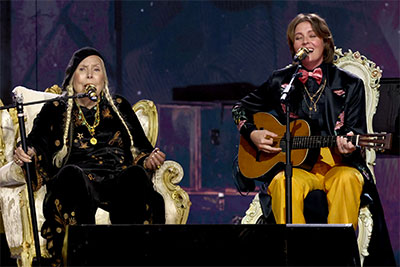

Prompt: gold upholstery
[
  {"left": 0, "top": 86, "right": 190, "bottom": 266},
  {"left": 241, "top": 48, "right": 382, "bottom": 266}
]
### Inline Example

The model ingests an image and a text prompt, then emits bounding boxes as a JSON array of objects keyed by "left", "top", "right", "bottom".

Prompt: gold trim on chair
[
  {"left": 153, "top": 160, "right": 191, "bottom": 224},
  {"left": 241, "top": 193, "right": 263, "bottom": 224},
  {"left": 133, "top": 100, "right": 159, "bottom": 147},
  {"left": 358, "top": 206, "right": 373, "bottom": 266}
]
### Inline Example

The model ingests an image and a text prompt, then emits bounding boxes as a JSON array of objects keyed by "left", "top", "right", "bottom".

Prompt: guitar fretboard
[{"left": 290, "top": 135, "right": 358, "bottom": 149}]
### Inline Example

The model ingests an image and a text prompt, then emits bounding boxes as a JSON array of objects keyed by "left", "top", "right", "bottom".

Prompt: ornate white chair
[
  {"left": 0, "top": 85, "right": 191, "bottom": 266},
  {"left": 241, "top": 48, "right": 382, "bottom": 266},
  {"left": 0, "top": 100, "right": 16, "bottom": 236}
]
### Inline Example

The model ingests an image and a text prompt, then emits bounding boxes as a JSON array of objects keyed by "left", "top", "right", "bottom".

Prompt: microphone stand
[
  {"left": 0, "top": 92, "right": 88, "bottom": 266},
  {"left": 280, "top": 63, "right": 302, "bottom": 224}
]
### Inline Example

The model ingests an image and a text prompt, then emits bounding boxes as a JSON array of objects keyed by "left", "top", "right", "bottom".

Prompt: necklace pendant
[{"left": 90, "top": 137, "right": 97, "bottom": 145}]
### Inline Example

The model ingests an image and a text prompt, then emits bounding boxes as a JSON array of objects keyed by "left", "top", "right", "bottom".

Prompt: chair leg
[
  {"left": 357, "top": 206, "right": 373, "bottom": 266},
  {"left": 18, "top": 249, "right": 33, "bottom": 267}
]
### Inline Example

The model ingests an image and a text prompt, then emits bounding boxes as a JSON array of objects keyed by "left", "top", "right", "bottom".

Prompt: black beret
[{"left": 61, "top": 47, "right": 104, "bottom": 90}]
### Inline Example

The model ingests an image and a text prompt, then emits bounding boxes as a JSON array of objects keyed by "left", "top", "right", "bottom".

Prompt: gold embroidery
[
  {"left": 77, "top": 133, "right": 84, "bottom": 139},
  {"left": 108, "top": 131, "right": 121, "bottom": 145},
  {"left": 88, "top": 173, "right": 95, "bottom": 180},
  {"left": 47, "top": 240, "right": 54, "bottom": 249},
  {"left": 133, "top": 152, "right": 150, "bottom": 166},
  {"left": 102, "top": 107, "right": 113, "bottom": 119},
  {"left": 116, "top": 98, "right": 122, "bottom": 104},
  {"left": 70, "top": 216, "right": 77, "bottom": 226},
  {"left": 73, "top": 110, "right": 82, "bottom": 126},
  {"left": 31, "top": 153, "right": 46, "bottom": 191},
  {"left": 54, "top": 140, "right": 60, "bottom": 147},
  {"left": 79, "top": 141, "right": 89, "bottom": 149}
]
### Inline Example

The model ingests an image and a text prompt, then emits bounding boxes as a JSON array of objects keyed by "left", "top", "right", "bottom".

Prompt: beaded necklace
[{"left": 75, "top": 99, "right": 100, "bottom": 145}]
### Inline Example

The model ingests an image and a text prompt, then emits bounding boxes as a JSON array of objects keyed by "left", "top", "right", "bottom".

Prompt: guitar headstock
[{"left": 358, "top": 133, "right": 393, "bottom": 151}]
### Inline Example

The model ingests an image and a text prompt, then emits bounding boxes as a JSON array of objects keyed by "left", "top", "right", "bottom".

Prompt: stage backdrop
[{"left": 0, "top": 0, "right": 399, "bottom": 263}]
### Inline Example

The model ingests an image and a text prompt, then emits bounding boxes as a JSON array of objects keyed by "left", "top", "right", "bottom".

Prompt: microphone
[
  {"left": 85, "top": 84, "right": 98, "bottom": 102},
  {"left": 293, "top": 47, "right": 310, "bottom": 62}
]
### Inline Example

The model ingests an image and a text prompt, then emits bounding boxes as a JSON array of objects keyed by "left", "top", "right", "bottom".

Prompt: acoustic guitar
[{"left": 238, "top": 112, "right": 392, "bottom": 179}]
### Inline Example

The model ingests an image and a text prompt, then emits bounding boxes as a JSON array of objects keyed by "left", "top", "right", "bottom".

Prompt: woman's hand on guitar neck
[
  {"left": 336, "top": 131, "right": 356, "bottom": 155},
  {"left": 250, "top": 130, "right": 282, "bottom": 153}
]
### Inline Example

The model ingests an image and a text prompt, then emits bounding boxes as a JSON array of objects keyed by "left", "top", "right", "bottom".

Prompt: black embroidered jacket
[{"left": 27, "top": 94, "right": 153, "bottom": 185}]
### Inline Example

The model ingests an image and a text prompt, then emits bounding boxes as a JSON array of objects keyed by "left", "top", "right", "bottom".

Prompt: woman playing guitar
[{"left": 232, "top": 13, "right": 394, "bottom": 265}]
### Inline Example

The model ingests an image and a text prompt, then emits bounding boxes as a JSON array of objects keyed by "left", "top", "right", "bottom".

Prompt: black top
[{"left": 27, "top": 94, "right": 153, "bottom": 184}]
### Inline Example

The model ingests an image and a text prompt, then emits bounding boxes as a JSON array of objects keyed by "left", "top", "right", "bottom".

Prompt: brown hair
[{"left": 287, "top": 13, "right": 335, "bottom": 63}]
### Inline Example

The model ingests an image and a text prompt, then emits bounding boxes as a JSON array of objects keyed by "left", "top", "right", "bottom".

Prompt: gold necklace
[
  {"left": 303, "top": 78, "right": 326, "bottom": 113},
  {"left": 75, "top": 99, "right": 101, "bottom": 145}
]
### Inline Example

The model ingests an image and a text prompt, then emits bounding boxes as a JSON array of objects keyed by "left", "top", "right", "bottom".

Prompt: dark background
[{"left": 0, "top": 0, "right": 398, "bottom": 265}]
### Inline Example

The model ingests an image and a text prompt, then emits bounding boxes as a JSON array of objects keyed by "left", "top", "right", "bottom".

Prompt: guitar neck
[{"left": 292, "top": 135, "right": 358, "bottom": 149}]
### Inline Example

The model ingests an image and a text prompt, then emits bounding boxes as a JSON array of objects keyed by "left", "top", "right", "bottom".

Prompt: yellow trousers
[{"left": 267, "top": 147, "right": 364, "bottom": 229}]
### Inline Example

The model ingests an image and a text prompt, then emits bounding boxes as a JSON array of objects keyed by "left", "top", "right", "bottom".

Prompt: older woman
[
  {"left": 14, "top": 47, "right": 166, "bottom": 265},
  {"left": 233, "top": 13, "right": 394, "bottom": 265}
]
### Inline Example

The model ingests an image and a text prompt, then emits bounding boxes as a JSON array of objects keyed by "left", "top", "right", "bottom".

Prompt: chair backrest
[
  {"left": 12, "top": 86, "right": 61, "bottom": 136},
  {"left": 333, "top": 47, "right": 382, "bottom": 181},
  {"left": 133, "top": 100, "right": 159, "bottom": 147}
]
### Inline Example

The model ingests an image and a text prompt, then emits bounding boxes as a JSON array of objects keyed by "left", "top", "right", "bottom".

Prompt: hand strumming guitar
[{"left": 250, "top": 129, "right": 282, "bottom": 154}]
